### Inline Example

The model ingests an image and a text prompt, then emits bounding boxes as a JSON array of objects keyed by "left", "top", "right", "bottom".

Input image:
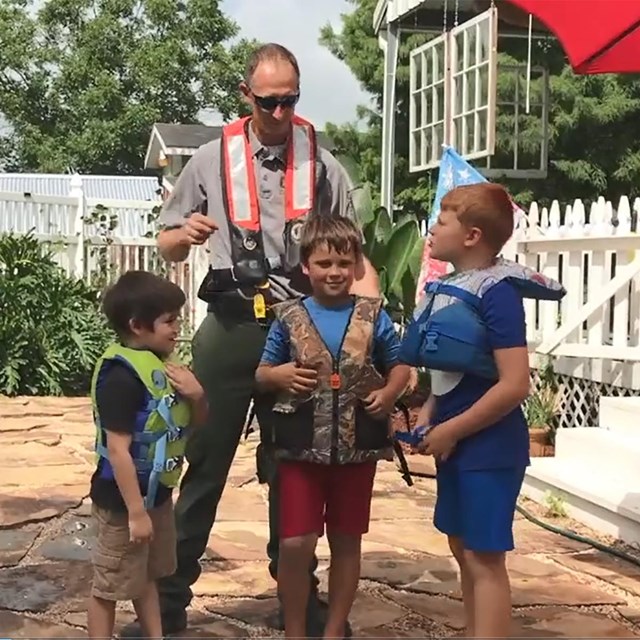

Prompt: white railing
[{"left": 0, "top": 190, "right": 209, "bottom": 335}]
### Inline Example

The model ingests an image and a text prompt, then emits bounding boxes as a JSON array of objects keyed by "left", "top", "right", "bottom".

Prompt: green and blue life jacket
[{"left": 91, "top": 344, "right": 191, "bottom": 509}]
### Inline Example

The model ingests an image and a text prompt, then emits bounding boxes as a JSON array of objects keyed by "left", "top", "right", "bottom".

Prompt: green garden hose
[{"left": 406, "top": 469, "right": 640, "bottom": 569}]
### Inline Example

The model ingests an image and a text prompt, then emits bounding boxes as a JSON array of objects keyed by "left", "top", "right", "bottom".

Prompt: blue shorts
[{"left": 433, "top": 466, "right": 526, "bottom": 553}]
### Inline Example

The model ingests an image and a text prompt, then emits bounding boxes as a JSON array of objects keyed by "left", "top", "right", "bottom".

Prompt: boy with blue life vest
[
  {"left": 255, "top": 215, "right": 410, "bottom": 640},
  {"left": 87, "top": 271, "right": 207, "bottom": 640},
  {"left": 399, "top": 183, "right": 565, "bottom": 638}
]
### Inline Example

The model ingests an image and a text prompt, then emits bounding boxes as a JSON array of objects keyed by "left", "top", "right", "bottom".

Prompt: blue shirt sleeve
[
  {"left": 373, "top": 309, "right": 401, "bottom": 371},
  {"left": 481, "top": 281, "right": 527, "bottom": 349},
  {"left": 259, "top": 320, "right": 291, "bottom": 365}
]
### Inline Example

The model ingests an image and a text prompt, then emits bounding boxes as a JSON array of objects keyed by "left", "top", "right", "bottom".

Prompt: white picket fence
[
  {"left": 0, "top": 189, "right": 210, "bottom": 335},
  {"left": 2, "top": 188, "right": 640, "bottom": 424}
]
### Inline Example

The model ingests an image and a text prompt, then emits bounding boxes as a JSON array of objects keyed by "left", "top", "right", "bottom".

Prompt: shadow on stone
[{"left": 0, "top": 561, "right": 92, "bottom": 613}]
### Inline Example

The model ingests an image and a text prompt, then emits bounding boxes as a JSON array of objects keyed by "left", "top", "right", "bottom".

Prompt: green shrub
[{"left": 0, "top": 232, "right": 113, "bottom": 396}]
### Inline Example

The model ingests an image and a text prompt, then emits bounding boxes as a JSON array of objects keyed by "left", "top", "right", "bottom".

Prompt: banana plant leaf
[{"left": 385, "top": 219, "right": 420, "bottom": 300}]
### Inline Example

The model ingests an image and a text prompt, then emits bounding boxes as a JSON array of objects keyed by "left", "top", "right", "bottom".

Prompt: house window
[{"left": 408, "top": 6, "right": 499, "bottom": 172}]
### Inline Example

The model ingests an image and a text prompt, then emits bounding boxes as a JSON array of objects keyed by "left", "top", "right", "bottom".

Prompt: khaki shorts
[{"left": 91, "top": 499, "right": 177, "bottom": 601}]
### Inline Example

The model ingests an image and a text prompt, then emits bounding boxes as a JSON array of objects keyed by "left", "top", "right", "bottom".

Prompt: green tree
[
  {"left": 0, "top": 0, "right": 254, "bottom": 174},
  {"left": 321, "top": 0, "right": 640, "bottom": 210},
  {"left": 320, "top": 0, "right": 434, "bottom": 222}
]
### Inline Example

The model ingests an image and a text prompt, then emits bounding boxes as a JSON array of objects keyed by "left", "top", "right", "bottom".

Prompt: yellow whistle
[{"left": 253, "top": 293, "right": 266, "bottom": 319}]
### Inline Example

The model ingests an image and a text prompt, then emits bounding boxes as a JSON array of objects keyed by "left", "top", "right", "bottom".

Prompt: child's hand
[
  {"left": 272, "top": 362, "right": 318, "bottom": 394},
  {"left": 418, "top": 423, "right": 457, "bottom": 461},
  {"left": 363, "top": 387, "right": 395, "bottom": 418},
  {"left": 129, "top": 510, "right": 153, "bottom": 544},
  {"left": 166, "top": 363, "right": 204, "bottom": 401}
]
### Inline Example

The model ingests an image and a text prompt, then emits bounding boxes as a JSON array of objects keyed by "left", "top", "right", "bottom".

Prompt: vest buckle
[
  {"left": 164, "top": 455, "right": 183, "bottom": 472},
  {"left": 424, "top": 331, "right": 439, "bottom": 351}
]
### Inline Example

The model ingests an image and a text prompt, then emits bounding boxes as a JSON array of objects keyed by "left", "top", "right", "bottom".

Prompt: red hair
[{"left": 441, "top": 183, "right": 514, "bottom": 251}]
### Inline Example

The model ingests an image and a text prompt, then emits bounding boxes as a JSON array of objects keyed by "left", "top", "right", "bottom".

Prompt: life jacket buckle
[
  {"left": 424, "top": 331, "right": 439, "bottom": 351},
  {"left": 164, "top": 455, "right": 183, "bottom": 472}
]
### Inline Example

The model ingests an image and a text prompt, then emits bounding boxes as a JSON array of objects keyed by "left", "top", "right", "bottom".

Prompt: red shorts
[{"left": 279, "top": 460, "right": 377, "bottom": 539}]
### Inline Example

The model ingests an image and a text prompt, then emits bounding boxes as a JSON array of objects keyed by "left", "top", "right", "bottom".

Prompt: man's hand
[
  {"left": 363, "top": 387, "right": 396, "bottom": 419},
  {"left": 129, "top": 510, "right": 153, "bottom": 544},
  {"left": 271, "top": 363, "right": 318, "bottom": 394},
  {"left": 417, "top": 422, "right": 458, "bottom": 461},
  {"left": 182, "top": 212, "right": 218, "bottom": 245},
  {"left": 166, "top": 363, "right": 204, "bottom": 401}
]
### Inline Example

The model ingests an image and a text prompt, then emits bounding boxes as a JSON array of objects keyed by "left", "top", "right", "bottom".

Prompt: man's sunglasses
[{"left": 252, "top": 92, "right": 300, "bottom": 112}]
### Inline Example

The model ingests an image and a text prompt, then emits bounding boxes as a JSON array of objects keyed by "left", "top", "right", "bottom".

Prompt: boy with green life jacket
[{"left": 87, "top": 271, "right": 207, "bottom": 640}]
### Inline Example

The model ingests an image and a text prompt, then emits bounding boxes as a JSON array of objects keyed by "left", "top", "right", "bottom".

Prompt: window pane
[
  {"left": 456, "top": 33, "right": 465, "bottom": 72},
  {"left": 467, "top": 70, "right": 477, "bottom": 111}
]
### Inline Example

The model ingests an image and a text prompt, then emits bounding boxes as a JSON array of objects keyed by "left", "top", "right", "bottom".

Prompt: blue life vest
[{"left": 399, "top": 259, "right": 566, "bottom": 378}]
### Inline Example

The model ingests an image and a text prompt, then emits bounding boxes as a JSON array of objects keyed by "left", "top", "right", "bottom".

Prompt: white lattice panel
[{"left": 530, "top": 369, "right": 636, "bottom": 431}]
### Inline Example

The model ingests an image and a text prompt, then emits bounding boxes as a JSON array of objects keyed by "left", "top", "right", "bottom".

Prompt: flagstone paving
[{"left": 2, "top": 395, "right": 640, "bottom": 638}]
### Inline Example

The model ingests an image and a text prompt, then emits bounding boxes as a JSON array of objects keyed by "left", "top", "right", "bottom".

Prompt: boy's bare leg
[
  {"left": 448, "top": 536, "right": 475, "bottom": 636},
  {"left": 133, "top": 580, "right": 164, "bottom": 639},
  {"left": 464, "top": 550, "right": 511, "bottom": 638},
  {"left": 279, "top": 533, "right": 319, "bottom": 639},
  {"left": 87, "top": 595, "right": 116, "bottom": 639},
  {"left": 324, "top": 532, "right": 361, "bottom": 639}
]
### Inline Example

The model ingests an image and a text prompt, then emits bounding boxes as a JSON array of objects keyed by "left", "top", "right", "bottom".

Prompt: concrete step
[
  {"left": 599, "top": 395, "right": 640, "bottom": 436},
  {"left": 554, "top": 427, "right": 640, "bottom": 484},
  {"left": 522, "top": 457, "right": 640, "bottom": 545}
]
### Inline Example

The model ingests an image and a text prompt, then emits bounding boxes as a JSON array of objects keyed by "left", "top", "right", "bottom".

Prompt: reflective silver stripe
[
  {"left": 226, "top": 134, "right": 253, "bottom": 223},
  {"left": 291, "top": 123, "right": 313, "bottom": 212}
]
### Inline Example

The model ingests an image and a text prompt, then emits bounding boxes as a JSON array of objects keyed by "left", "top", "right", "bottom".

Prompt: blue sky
[{"left": 215, "top": 0, "right": 372, "bottom": 128}]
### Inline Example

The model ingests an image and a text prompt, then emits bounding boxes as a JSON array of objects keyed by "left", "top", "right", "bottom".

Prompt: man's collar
[{"left": 247, "top": 121, "right": 288, "bottom": 162}]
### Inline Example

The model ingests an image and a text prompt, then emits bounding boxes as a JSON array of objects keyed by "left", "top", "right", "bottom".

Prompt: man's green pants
[{"left": 157, "top": 309, "right": 319, "bottom": 621}]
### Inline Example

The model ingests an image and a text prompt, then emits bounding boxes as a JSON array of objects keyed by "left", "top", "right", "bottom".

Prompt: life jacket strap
[{"left": 424, "top": 282, "right": 482, "bottom": 311}]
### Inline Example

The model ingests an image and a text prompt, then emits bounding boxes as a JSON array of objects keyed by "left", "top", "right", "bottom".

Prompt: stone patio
[{"left": 2, "top": 396, "right": 640, "bottom": 638}]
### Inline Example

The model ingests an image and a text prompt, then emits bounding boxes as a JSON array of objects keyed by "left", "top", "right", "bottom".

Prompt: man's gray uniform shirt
[{"left": 159, "top": 126, "right": 357, "bottom": 301}]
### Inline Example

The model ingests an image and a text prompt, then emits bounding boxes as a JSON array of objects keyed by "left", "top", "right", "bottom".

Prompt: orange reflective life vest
[
  {"left": 221, "top": 114, "right": 317, "bottom": 231},
  {"left": 202, "top": 115, "right": 324, "bottom": 301}
]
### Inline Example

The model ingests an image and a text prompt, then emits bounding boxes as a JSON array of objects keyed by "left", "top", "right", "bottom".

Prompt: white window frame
[
  {"left": 449, "top": 7, "right": 498, "bottom": 162},
  {"left": 409, "top": 33, "right": 449, "bottom": 173},
  {"left": 479, "top": 64, "right": 549, "bottom": 179},
  {"left": 408, "top": 6, "right": 498, "bottom": 173}
]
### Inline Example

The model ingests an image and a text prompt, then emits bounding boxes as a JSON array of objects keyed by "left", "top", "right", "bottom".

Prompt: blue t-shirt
[
  {"left": 431, "top": 281, "right": 530, "bottom": 471},
  {"left": 260, "top": 297, "right": 401, "bottom": 371}
]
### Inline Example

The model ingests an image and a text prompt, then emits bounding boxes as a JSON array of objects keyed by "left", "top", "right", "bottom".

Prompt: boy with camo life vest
[
  {"left": 87, "top": 271, "right": 207, "bottom": 640},
  {"left": 400, "top": 183, "right": 565, "bottom": 638},
  {"left": 255, "top": 215, "right": 411, "bottom": 639}
]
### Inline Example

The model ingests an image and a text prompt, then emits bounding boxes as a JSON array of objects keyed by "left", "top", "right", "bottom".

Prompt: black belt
[
  {"left": 204, "top": 265, "right": 291, "bottom": 293},
  {"left": 207, "top": 293, "right": 274, "bottom": 325}
]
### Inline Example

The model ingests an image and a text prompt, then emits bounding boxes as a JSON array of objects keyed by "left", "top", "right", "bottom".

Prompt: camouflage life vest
[{"left": 270, "top": 296, "right": 394, "bottom": 465}]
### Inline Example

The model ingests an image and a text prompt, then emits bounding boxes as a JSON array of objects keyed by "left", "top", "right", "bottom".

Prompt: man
[{"left": 120, "top": 43, "right": 379, "bottom": 638}]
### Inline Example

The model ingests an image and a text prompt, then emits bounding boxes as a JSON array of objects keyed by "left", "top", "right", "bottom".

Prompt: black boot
[{"left": 118, "top": 609, "right": 187, "bottom": 639}]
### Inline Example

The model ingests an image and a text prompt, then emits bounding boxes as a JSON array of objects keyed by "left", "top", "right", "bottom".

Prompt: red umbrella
[{"left": 505, "top": 0, "right": 640, "bottom": 74}]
